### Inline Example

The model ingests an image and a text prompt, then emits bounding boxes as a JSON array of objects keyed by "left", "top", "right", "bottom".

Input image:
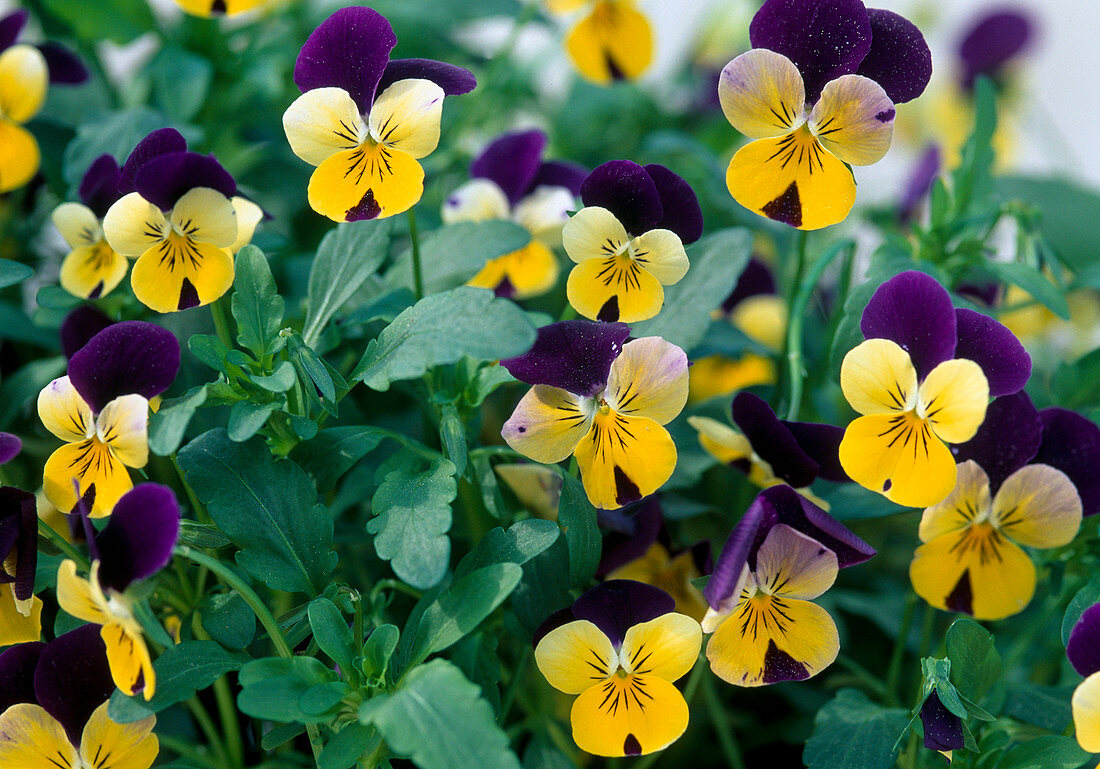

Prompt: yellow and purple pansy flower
[
  {"left": 533, "top": 580, "right": 701, "bottom": 756},
  {"left": 1067, "top": 604, "right": 1100, "bottom": 753},
  {"left": 0, "top": 486, "right": 41, "bottom": 646},
  {"left": 720, "top": 0, "right": 931, "bottom": 229},
  {"left": 910, "top": 392, "right": 1089, "bottom": 620},
  {"left": 564, "top": 161, "right": 702, "bottom": 323},
  {"left": 173, "top": 0, "right": 267, "bottom": 17},
  {"left": 0, "top": 625, "right": 159, "bottom": 768},
  {"left": 52, "top": 155, "right": 127, "bottom": 300},
  {"left": 702, "top": 485, "right": 874, "bottom": 686},
  {"left": 57, "top": 483, "right": 181, "bottom": 700},
  {"left": 442, "top": 129, "right": 586, "bottom": 299},
  {"left": 838, "top": 271, "right": 1031, "bottom": 508},
  {"left": 39, "top": 321, "right": 180, "bottom": 517},
  {"left": 545, "top": 0, "right": 653, "bottom": 85},
  {"left": 501, "top": 320, "right": 688, "bottom": 510},
  {"left": 283, "top": 6, "right": 475, "bottom": 223},
  {"left": 0, "top": 9, "right": 87, "bottom": 193}
]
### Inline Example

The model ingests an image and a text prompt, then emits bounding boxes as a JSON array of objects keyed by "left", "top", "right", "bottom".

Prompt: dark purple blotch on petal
[
  {"left": 958, "top": 10, "right": 1033, "bottom": 90},
  {"left": 732, "top": 392, "right": 819, "bottom": 488},
  {"left": 35, "top": 625, "right": 115, "bottom": 745},
  {"left": 377, "top": 58, "right": 477, "bottom": 97},
  {"left": 856, "top": 9, "right": 932, "bottom": 104},
  {"left": 0, "top": 432, "right": 21, "bottom": 464},
  {"left": 1068, "top": 603, "right": 1100, "bottom": 677},
  {"left": 119, "top": 128, "right": 188, "bottom": 195},
  {"left": 953, "top": 308, "right": 1030, "bottom": 397},
  {"left": 920, "top": 690, "right": 966, "bottom": 752},
  {"left": 500, "top": 320, "right": 629, "bottom": 397},
  {"left": 134, "top": 151, "right": 236, "bottom": 212},
  {"left": 572, "top": 580, "right": 675, "bottom": 648},
  {"left": 644, "top": 164, "right": 703, "bottom": 244},
  {"left": 531, "top": 160, "right": 588, "bottom": 197},
  {"left": 60, "top": 305, "right": 114, "bottom": 359},
  {"left": 294, "top": 6, "right": 397, "bottom": 113},
  {"left": 0, "top": 9, "right": 28, "bottom": 52},
  {"left": 597, "top": 496, "right": 664, "bottom": 577},
  {"left": 1034, "top": 408, "right": 1100, "bottom": 517},
  {"left": 722, "top": 258, "right": 776, "bottom": 314},
  {"left": 0, "top": 641, "right": 45, "bottom": 713},
  {"left": 762, "top": 639, "right": 810, "bottom": 683},
  {"left": 0, "top": 488, "right": 37, "bottom": 602},
  {"left": 95, "top": 483, "right": 180, "bottom": 593},
  {"left": 38, "top": 43, "right": 89, "bottom": 85},
  {"left": 783, "top": 421, "right": 849, "bottom": 482},
  {"left": 470, "top": 130, "right": 546, "bottom": 207},
  {"left": 860, "top": 271, "right": 958, "bottom": 380},
  {"left": 78, "top": 155, "right": 123, "bottom": 218},
  {"left": 68, "top": 320, "right": 181, "bottom": 413},
  {"left": 580, "top": 160, "right": 663, "bottom": 237},
  {"left": 899, "top": 144, "right": 941, "bottom": 223},
  {"left": 952, "top": 392, "right": 1041, "bottom": 492},
  {"left": 749, "top": 0, "right": 872, "bottom": 103}
]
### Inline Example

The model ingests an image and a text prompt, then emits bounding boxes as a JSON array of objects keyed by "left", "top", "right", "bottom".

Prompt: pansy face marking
[
  {"left": 547, "top": 0, "right": 654, "bottom": 85},
  {"left": 174, "top": 0, "right": 266, "bottom": 17}
]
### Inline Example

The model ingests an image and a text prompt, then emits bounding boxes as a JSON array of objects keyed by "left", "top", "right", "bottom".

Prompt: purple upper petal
[
  {"left": 0, "top": 433, "right": 21, "bottom": 464},
  {"left": 470, "top": 130, "right": 546, "bottom": 207},
  {"left": 860, "top": 271, "right": 957, "bottom": 380},
  {"left": 500, "top": 320, "right": 629, "bottom": 398},
  {"left": 134, "top": 151, "right": 236, "bottom": 211},
  {"left": 958, "top": 10, "right": 1033, "bottom": 89},
  {"left": 94, "top": 483, "right": 180, "bottom": 593},
  {"left": 68, "top": 321, "right": 181, "bottom": 413},
  {"left": 78, "top": 155, "right": 123, "bottom": 218},
  {"left": 855, "top": 9, "right": 932, "bottom": 104},
  {"left": 38, "top": 43, "right": 89, "bottom": 85},
  {"left": 732, "top": 392, "right": 819, "bottom": 487},
  {"left": 572, "top": 579, "right": 675, "bottom": 648},
  {"left": 0, "top": 10, "right": 27, "bottom": 52},
  {"left": 531, "top": 160, "right": 588, "bottom": 196},
  {"left": 580, "top": 161, "right": 664, "bottom": 237},
  {"left": 644, "top": 164, "right": 704, "bottom": 244},
  {"left": 294, "top": 6, "right": 397, "bottom": 113},
  {"left": 783, "top": 421, "right": 849, "bottom": 482},
  {"left": 749, "top": 0, "right": 873, "bottom": 103},
  {"left": 377, "top": 58, "right": 477, "bottom": 97},
  {"left": 722, "top": 258, "right": 776, "bottom": 314},
  {"left": 1068, "top": 603, "right": 1100, "bottom": 677},
  {"left": 0, "top": 488, "right": 38, "bottom": 602},
  {"left": 60, "top": 306, "right": 115, "bottom": 359},
  {"left": 920, "top": 690, "right": 966, "bottom": 751},
  {"left": 1034, "top": 408, "right": 1100, "bottom": 517},
  {"left": 119, "top": 128, "right": 188, "bottom": 195},
  {"left": 0, "top": 642, "right": 45, "bottom": 713},
  {"left": 952, "top": 392, "right": 1041, "bottom": 492},
  {"left": 899, "top": 144, "right": 941, "bottom": 223},
  {"left": 597, "top": 497, "right": 664, "bottom": 577},
  {"left": 703, "top": 496, "right": 766, "bottom": 608},
  {"left": 953, "top": 308, "right": 1030, "bottom": 397},
  {"left": 34, "top": 625, "right": 115, "bottom": 744}
]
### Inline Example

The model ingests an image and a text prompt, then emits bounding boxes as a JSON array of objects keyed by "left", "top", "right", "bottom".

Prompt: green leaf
[
  {"left": 188, "top": 334, "right": 230, "bottom": 375},
  {"left": 303, "top": 219, "right": 394, "bottom": 346},
  {"left": 309, "top": 598, "right": 356, "bottom": 675},
  {"left": 998, "top": 176, "right": 1100, "bottom": 272},
  {"left": 368, "top": 459, "right": 457, "bottom": 589},
  {"left": 201, "top": 592, "right": 256, "bottom": 649},
  {"left": 950, "top": 76, "right": 997, "bottom": 214},
  {"left": 371, "top": 659, "right": 521, "bottom": 769},
  {"left": 512, "top": 538, "right": 573, "bottom": 635},
  {"left": 362, "top": 624, "right": 400, "bottom": 684},
  {"left": 227, "top": 401, "right": 276, "bottom": 442},
  {"left": 439, "top": 403, "right": 468, "bottom": 476},
  {"left": 557, "top": 474, "right": 601, "bottom": 588},
  {"left": 631, "top": 227, "right": 752, "bottom": 350},
  {"left": 252, "top": 361, "right": 297, "bottom": 393},
  {"left": 0, "top": 260, "right": 33, "bottom": 289},
  {"left": 148, "top": 45, "right": 213, "bottom": 123},
  {"left": 945, "top": 618, "right": 1001, "bottom": 705},
  {"left": 40, "top": 0, "right": 155, "bottom": 44},
  {"left": 454, "top": 519, "right": 560, "bottom": 579},
  {"left": 232, "top": 246, "right": 286, "bottom": 358},
  {"left": 985, "top": 260, "right": 1070, "bottom": 319},
  {"left": 803, "top": 689, "right": 909, "bottom": 769},
  {"left": 996, "top": 736, "right": 1090, "bottom": 769},
  {"left": 320, "top": 724, "right": 380, "bottom": 769},
  {"left": 148, "top": 387, "right": 207, "bottom": 456},
  {"left": 350, "top": 287, "right": 537, "bottom": 390},
  {"left": 385, "top": 221, "right": 531, "bottom": 293},
  {"left": 177, "top": 520, "right": 230, "bottom": 549},
  {"left": 107, "top": 642, "right": 247, "bottom": 723},
  {"left": 238, "top": 657, "right": 338, "bottom": 723},
  {"left": 290, "top": 426, "right": 389, "bottom": 493},
  {"left": 261, "top": 723, "right": 306, "bottom": 751},
  {"left": 179, "top": 429, "right": 336, "bottom": 595},
  {"left": 1003, "top": 683, "right": 1074, "bottom": 732},
  {"left": 61, "top": 107, "right": 171, "bottom": 189},
  {"left": 1064, "top": 577, "right": 1100, "bottom": 645},
  {"left": 300, "top": 682, "right": 352, "bottom": 716}
]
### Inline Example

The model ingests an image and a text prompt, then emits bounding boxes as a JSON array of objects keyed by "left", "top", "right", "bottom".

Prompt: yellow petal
[
  {"left": 840, "top": 338, "right": 917, "bottom": 416},
  {"left": 726, "top": 128, "right": 856, "bottom": 231},
  {"left": 493, "top": 463, "right": 562, "bottom": 520},
  {"left": 368, "top": 78, "right": 444, "bottom": 160},
  {"left": 0, "top": 704, "right": 80, "bottom": 769},
  {"left": 469, "top": 242, "right": 560, "bottom": 300},
  {"left": 620, "top": 613, "right": 701, "bottom": 682},
  {"left": 809, "top": 74, "right": 894, "bottom": 166},
  {"left": 0, "top": 587, "right": 42, "bottom": 646},
  {"left": 96, "top": 394, "right": 150, "bottom": 468},
  {"left": 57, "top": 559, "right": 109, "bottom": 624},
  {"left": 307, "top": 143, "right": 424, "bottom": 222},
  {"left": 44, "top": 439, "right": 133, "bottom": 518},
  {"left": 441, "top": 178, "right": 510, "bottom": 224},
  {"left": 535, "top": 619, "right": 616, "bottom": 694},
  {"left": 718, "top": 49, "right": 806, "bottom": 139},
  {"left": 566, "top": 1, "right": 653, "bottom": 84},
  {"left": 754, "top": 524, "right": 838, "bottom": 600},
  {"left": 38, "top": 376, "right": 94, "bottom": 443},
  {"left": 227, "top": 196, "right": 264, "bottom": 254},
  {"left": 563, "top": 206, "right": 629, "bottom": 263},
  {"left": 79, "top": 702, "right": 159, "bottom": 769},
  {"left": 566, "top": 254, "right": 665, "bottom": 323},
  {"left": 102, "top": 622, "right": 156, "bottom": 700},
  {"left": 604, "top": 337, "right": 688, "bottom": 425},
  {"left": 630, "top": 229, "right": 688, "bottom": 285},
  {"left": 169, "top": 187, "right": 237, "bottom": 249},
  {"left": 0, "top": 45, "right": 48, "bottom": 123},
  {"left": 918, "top": 358, "right": 989, "bottom": 444},
  {"left": 573, "top": 411, "right": 676, "bottom": 510},
  {"left": 731, "top": 294, "right": 787, "bottom": 351},
  {"left": 570, "top": 674, "right": 689, "bottom": 756},
  {"left": 687, "top": 355, "right": 775, "bottom": 403},
  {"left": 545, "top": 0, "right": 586, "bottom": 12},
  {"left": 992, "top": 464, "right": 1081, "bottom": 548},
  {"left": 1073, "top": 673, "right": 1100, "bottom": 754},
  {"left": 60, "top": 242, "right": 129, "bottom": 300},
  {"left": 917, "top": 460, "right": 991, "bottom": 543},
  {"left": 513, "top": 185, "right": 575, "bottom": 245},
  {"left": 102, "top": 193, "right": 170, "bottom": 258},
  {"left": 283, "top": 86, "right": 366, "bottom": 166},
  {"left": 0, "top": 119, "right": 39, "bottom": 193},
  {"left": 502, "top": 385, "right": 593, "bottom": 464},
  {"left": 52, "top": 202, "right": 102, "bottom": 249},
  {"left": 130, "top": 234, "right": 235, "bottom": 313},
  {"left": 687, "top": 415, "right": 752, "bottom": 465}
]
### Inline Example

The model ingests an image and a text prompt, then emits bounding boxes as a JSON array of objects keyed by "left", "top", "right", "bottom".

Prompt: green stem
[
  {"left": 210, "top": 295, "right": 236, "bottom": 351},
  {"left": 186, "top": 696, "right": 233, "bottom": 769},
  {"left": 499, "top": 646, "right": 531, "bottom": 724},
  {"left": 408, "top": 209, "right": 424, "bottom": 302},
  {"left": 38, "top": 519, "right": 87, "bottom": 568},
  {"left": 159, "top": 732, "right": 228, "bottom": 769},
  {"left": 886, "top": 591, "right": 919, "bottom": 707},
  {"left": 213, "top": 674, "right": 245, "bottom": 767},
  {"left": 702, "top": 674, "right": 746, "bottom": 769}
]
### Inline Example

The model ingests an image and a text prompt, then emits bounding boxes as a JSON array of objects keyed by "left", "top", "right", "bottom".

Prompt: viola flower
[
  {"left": 174, "top": 0, "right": 267, "bottom": 17},
  {"left": 57, "top": 483, "right": 181, "bottom": 700},
  {"left": 501, "top": 320, "right": 688, "bottom": 510},
  {"left": 38, "top": 321, "right": 180, "bottom": 517},
  {"left": 283, "top": 6, "right": 475, "bottom": 222},
  {"left": 1067, "top": 604, "right": 1100, "bottom": 753},
  {"left": 534, "top": 580, "right": 701, "bottom": 756},
  {"left": 910, "top": 392, "right": 1088, "bottom": 620},
  {"left": 442, "top": 129, "right": 586, "bottom": 300},
  {"left": 564, "top": 161, "right": 702, "bottom": 323},
  {"left": 702, "top": 485, "right": 874, "bottom": 685},
  {"left": 52, "top": 155, "right": 127, "bottom": 300},
  {"left": 838, "top": 271, "right": 1030, "bottom": 508},
  {"left": 957, "top": 10, "right": 1034, "bottom": 92},
  {"left": 494, "top": 463, "right": 563, "bottom": 520},
  {"left": 719, "top": 0, "right": 931, "bottom": 229},
  {"left": 0, "top": 625, "right": 158, "bottom": 767},
  {"left": 0, "top": 9, "right": 87, "bottom": 193},
  {"left": 545, "top": 0, "right": 653, "bottom": 85},
  {"left": 919, "top": 690, "right": 965, "bottom": 760},
  {"left": 0, "top": 488, "right": 41, "bottom": 646}
]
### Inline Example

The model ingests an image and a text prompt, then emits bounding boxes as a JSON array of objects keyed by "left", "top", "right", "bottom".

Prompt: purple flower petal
[
  {"left": 37, "top": 43, "right": 89, "bottom": 85},
  {"left": 119, "top": 128, "right": 188, "bottom": 195},
  {"left": 855, "top": 9, "right": 931, "bottom": 104},
  {"left": 0, "top": 432, "right": 21, "bottom": 464},
  {"left": 0, "top": 488, "right": 37, "bottom": 602},
  {"left": 749, "top": 0, "right": 873, "bottom": 103},
  {"left": 953, "top": 308, "right": 1030, "bottom": 397},
  {"left": 952, "top": 392, "right": 1040, "bottom": 492},
  {"left": 920, "top": 690, "right": 966, "bottom": 751},
  {"left": 597, "top": 497, "right": 664, "bottom": 576},
  {"left": 572, "top": 579, "right": 675, "bottom": 648},
  {"left": 783, "top": 421, "right": 849, "bottom": 482},
  {"left": 899, "top": 144, "right": 941, "bottom": 222},
  {"left": 377, "top": 58, "right": 477, "bottom": 97},
  {"left": 60, "top": 306, "right": 114, "bottom": 359},
  {"left": 470, "top": 130, "right": 546, "bottom": 207},
  {"left": 294, "top": 6, "right": 396, "bottom": 113},
  {"left": 78, "top": 155, "right": 123, "bottom": 218},
  {"left": 703, "top": 495, "right": 766, "bottom": 609},
  {"left": 761, "top": 485, "right": 875, "bottom": 567},
  {"left": 500, "top": 320, "right": 629, "bottom": 398},
  {"left": 0, "top": 10, "right": 28, "bottom": 52},
  {"left": 34, "top": 625, "right": 115, "bottom": 744},
  {"left": 860, "top": 271, "right": 957, "bottom": 380},
  {"left": 134, "top": 151, "right": 236, "bottom": 212},
  {"left": 68, "top": 321, "right": 181, "bottom": 413},
  {"left": 958, "top": 10, "right": 1033, "bottom": 90},
  {"left": 732, "top": 392, "right": 819, "bottom": 487},
  {"left": 94, "top": 484, "right": 180, "bottom": 593},
  {"left": 644, "top": 164, "right": 704, "bottom": 244},
  {"left": 0, "top": 642, "right": 45, "bottom": 713},
  {"left": 531, "top": 160, "right": 588, "bottom": 196},
  {"left": 579, "top": 160, "right": 664, "bottom": 237},
  {"left": 956, "top": 281, "right": 1000, "bottom": 308},
  {"left": 1034, "top": 408, "right": 1100, "bottom": 517},
  {"left": 1069, "top": 603, "right": 1100, "bottom": 677},
  {"left": 722, "top": 258, "right": 776, "bottom": 313}
]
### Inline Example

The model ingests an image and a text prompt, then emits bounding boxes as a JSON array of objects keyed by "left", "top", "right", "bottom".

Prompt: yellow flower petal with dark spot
[
  {"left": 102, "top": 621, "right": 157, "bottom": 700},
  {"left": 565, "top": 1, "right": 653, "bottom": 84},
  {"left": 570, "top": 673, "right": 688, "bottom": 756},
  {"left": 307, "top": 143, "right": 424, "bottom": 222},
  {"left": 573, "top": 410, "right": 676, "bottom": 510},
  {"left": 60, "top": 242, "right": 128, "bottom": 299},
  {"left": 809, "top": 75, "right": 894, "bottom": 166},
  {"left": 535, "top": 619, "right": 617, "bottom": 694},
  {"left": 131, "top": 234, "right": 235, "bottom": 313},
  {"left": 567, "top": 255, "right": 665, "bottom": 323},
  {"left": 44, "top": 439, "right": 133, "bottom": 517},
  {"left": 0, "top": 704, "right": 80, "bottom": 769},
  {"left": 79, "top": 702, "right": 159, "bottom": 769},
  {"left": 468, "top": 242, "right": 560, "bottom": 300},
  {"left": 502, "top": 385, "right": 593, "bottom": 465},
  {"left": 718, "top": 49, "right": 805, "bottom": 139}
]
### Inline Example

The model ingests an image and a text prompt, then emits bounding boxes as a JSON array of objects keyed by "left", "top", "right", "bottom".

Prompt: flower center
[{"left": 949, "top": 521, "right": 1006, "bottom": 566}]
